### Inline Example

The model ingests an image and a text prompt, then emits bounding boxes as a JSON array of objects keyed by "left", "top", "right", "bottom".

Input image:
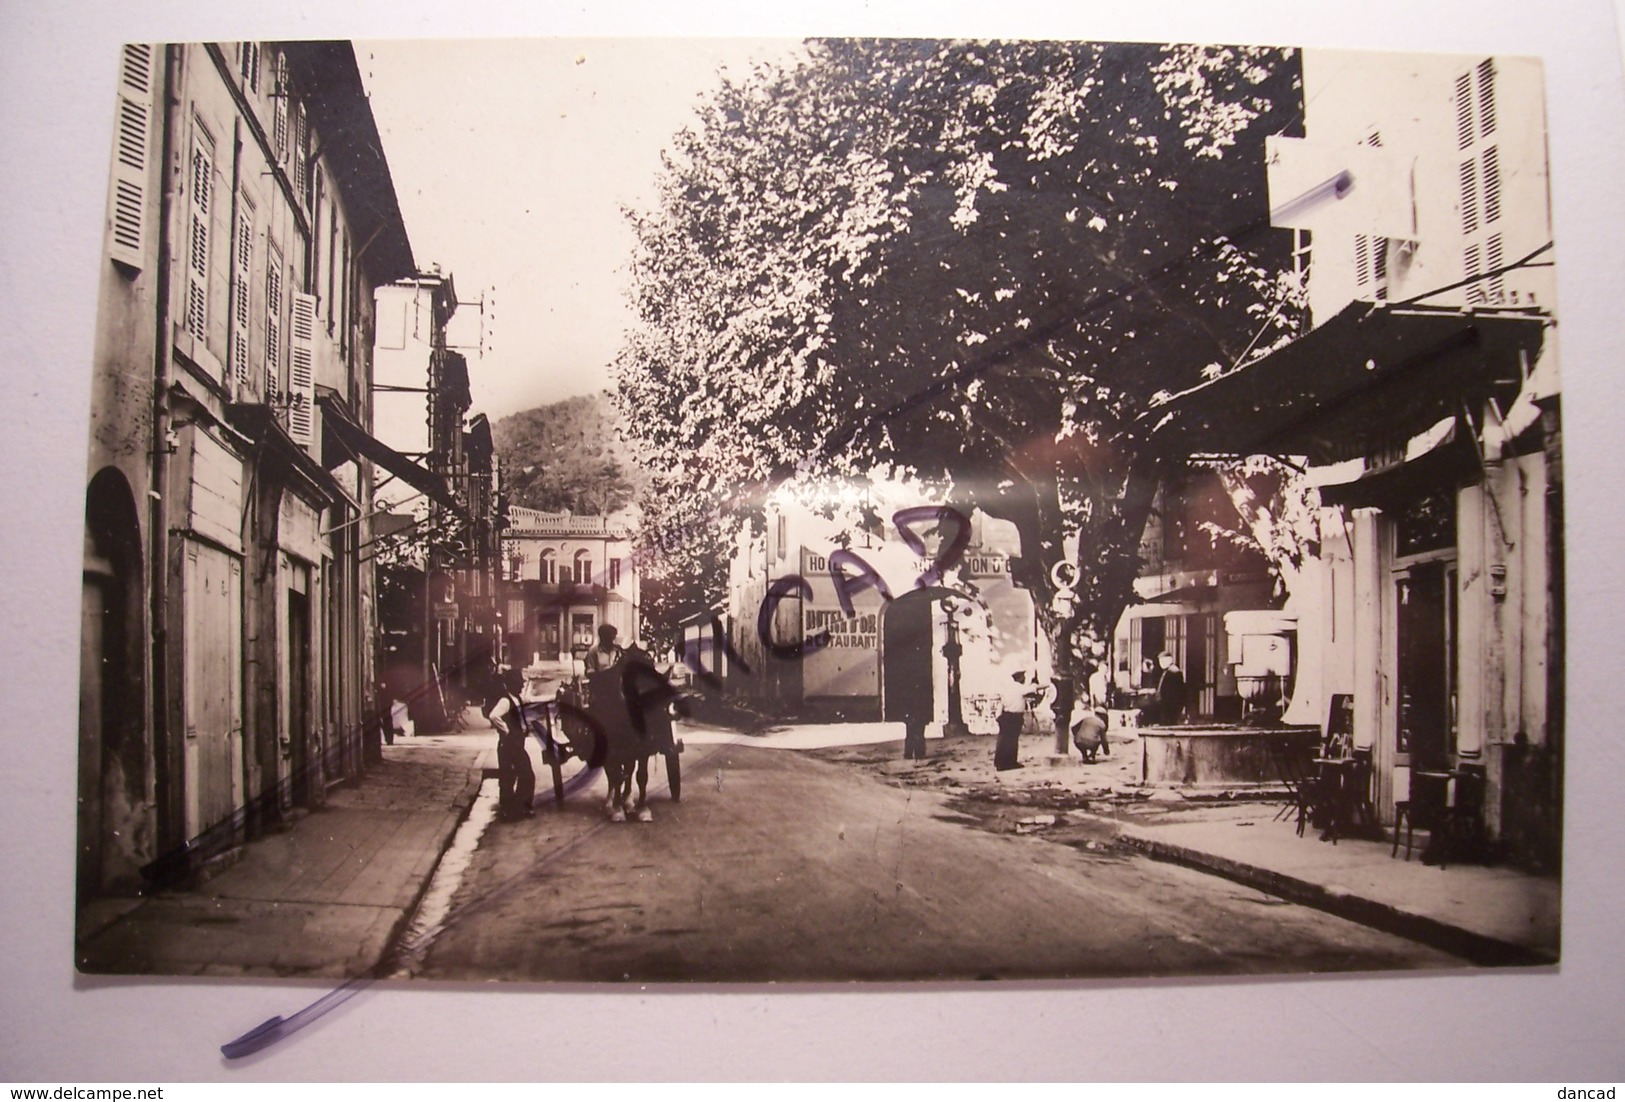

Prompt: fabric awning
[
  {"left": 1315, "top": 418, "right": 1481, "bottom": 510},
  {"left": 1145, "top": 583, "right": 1218, "bottom": 604},
  {"left": 1120, "top": 601, "right": 1199, "bottom": 619},
  {"left": 317, "top": 394, "right": 464, "bottom": 515},
  {"left": 1224, "top": 609, "right": 1297, "bottom": 636},
  {"left": 224, "top": 402, "right": 339, "bottom": 505},
  {"left": 1141, "top": 302, "right": 1547, "bottom": 464}
]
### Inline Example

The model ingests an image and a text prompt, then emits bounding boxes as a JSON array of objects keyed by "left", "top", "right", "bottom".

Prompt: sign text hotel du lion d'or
[{"left": 788, "top": 507, "right": 1011, "bottom": 654}]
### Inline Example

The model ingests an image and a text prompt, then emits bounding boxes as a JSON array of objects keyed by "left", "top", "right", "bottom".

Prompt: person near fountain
[
  {"left": 1072, "top": 659, "right": 1111, "bottom": 761},
  {"left": 1152, "top": 652, "right": 1186, "bottom": 726}
]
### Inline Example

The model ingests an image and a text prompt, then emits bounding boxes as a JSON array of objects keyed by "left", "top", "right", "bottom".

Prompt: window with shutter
[
  {"left": 185, "top": 121, "right": 215, "bottom": 342},
  {"left": 108, "top": 44, "right": 154, "bottom": 270},
  {"left": 265, "top": 243, "right": 283, "bottom": 400},
  {"left": 326, "top": 210, "right": 337, "bottom": 329},
  {"left": 291, "top": 102, "right": 308, "bottom": 200},
  {"left": 1481, "top": 146, "right": 1502, "bottom": 225},
  {"left": 340, "top": 234, "right": 352, "bottom": 356},
  {"left": 1486, "top": 233, "right": 1505, "bottom": 302},
  {"left": 1290, "top": 229, "right": 1311, "bottom": 287},
  {"left": 273, "top": 54, "right": 289, "bottom": 161},
  {"left": 1464, "top": 242, "right": 1485, "bottom": 305},
  {"left": 230, "top": 194, "right": 255, "bottom": 390},
  {"left": 1351, "top": 131, "right": 1389, "bottom": 302},
  {"left": 1454, "top": 71, "right": 1474, "bottom": 151},
  {"left": 1476, "top": 59, "right": 1496, "bottom": 139},
  {"left": 1458, "top": 158, "right": 1481, "bottom": 235},
  {"left": 239, "top": 42, "right": 260, "bottom": 93},
  {"left": 1455, "top": 59, "right": 1503, "bottom": 305},
  {"left": 288, "top": 292, "right": 318, "bottom": 446}
]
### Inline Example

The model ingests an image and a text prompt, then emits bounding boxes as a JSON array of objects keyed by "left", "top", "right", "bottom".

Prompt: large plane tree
[{"left": 617, "top": 39, "right": 1303, "bottom": 687}]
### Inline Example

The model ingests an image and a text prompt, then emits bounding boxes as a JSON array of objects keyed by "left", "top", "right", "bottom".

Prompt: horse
[{"left": 578, "top": 650, "right": 680, "bottom": 822}]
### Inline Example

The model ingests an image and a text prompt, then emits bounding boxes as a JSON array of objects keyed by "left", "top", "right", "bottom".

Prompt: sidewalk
[
  {"left": 820, "top": 724, "right": 1562, "bottom": 966},
  {"left": 76, "top": 726, "right": 493, "bottom": 979},
  {"left": 1112, "top": 801, "right": 1560, "bottom": 965}
]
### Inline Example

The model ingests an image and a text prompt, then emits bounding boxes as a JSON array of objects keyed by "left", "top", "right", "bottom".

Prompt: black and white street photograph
[
  {"left": 66, "top": 33, "right": 1567, "bottom": 989},
  {"left": 9, "top": 0, "right": 1625, "bottom": 1082}
]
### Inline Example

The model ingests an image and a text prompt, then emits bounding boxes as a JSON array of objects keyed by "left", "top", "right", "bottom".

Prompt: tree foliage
[{"left": 617, "top": 39, "right": 1304, "bottom": 668}]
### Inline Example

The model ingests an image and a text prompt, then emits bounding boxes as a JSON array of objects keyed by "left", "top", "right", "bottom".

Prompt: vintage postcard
[{"left": 73, "top": 38, "right": 1561, "bottom": 988}]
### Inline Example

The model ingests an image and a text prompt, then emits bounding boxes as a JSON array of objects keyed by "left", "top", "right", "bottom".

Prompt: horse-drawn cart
[{"left": 519, "top": 657, "right": 684, "bottom": 812}]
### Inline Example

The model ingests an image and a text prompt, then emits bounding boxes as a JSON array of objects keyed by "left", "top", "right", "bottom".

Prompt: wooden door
[
  {"left": 288, "top": 587, "right": 311, "bottom": 806},
  {"left": 1396, "top": 562, "right": 1449, "bottom": 770},
  {"left": 183, "top": 542, "right": 243, "bottom": 846}
]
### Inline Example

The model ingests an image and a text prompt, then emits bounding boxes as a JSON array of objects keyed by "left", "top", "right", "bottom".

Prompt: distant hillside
[{"left": 492, "top": 391, "right": 643, "bottom": 516}]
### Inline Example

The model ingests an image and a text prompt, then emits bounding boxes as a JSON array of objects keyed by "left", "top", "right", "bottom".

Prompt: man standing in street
[
  {"left": 487, "top": 667, "right": 536, "bottom": 821},
  {"left": 995, "top": 670, "right": 1036, "bottom": 771},
  {"left": 583, "top": 623, "right": 623, "bottom": 674}
]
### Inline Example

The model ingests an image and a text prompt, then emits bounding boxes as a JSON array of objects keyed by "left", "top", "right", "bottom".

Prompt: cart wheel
[{"left": 664, "top": 750, "right": 682, "bottom": 802}]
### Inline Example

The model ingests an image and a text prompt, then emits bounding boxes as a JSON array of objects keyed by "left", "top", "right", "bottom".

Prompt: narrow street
[{"left": 412, "top": 725, "right": 1459, "bottom": 983}]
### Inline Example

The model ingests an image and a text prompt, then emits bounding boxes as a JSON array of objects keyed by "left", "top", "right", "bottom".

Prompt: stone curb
[
  {"left": 1114, "top": 827, "right": 1558, "bottom": 968},
  {"left": 370, "top": 757, "right": 490, "bottom": 975}
]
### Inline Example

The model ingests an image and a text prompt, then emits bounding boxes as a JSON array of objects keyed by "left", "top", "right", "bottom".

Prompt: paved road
[{"left": 415, "top": 737, "right": 1459, "bottom": 983}]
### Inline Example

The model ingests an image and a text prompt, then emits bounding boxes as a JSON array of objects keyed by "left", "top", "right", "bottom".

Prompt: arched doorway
[
  {"left": 80, "top": 469, "right": 146, "bottom": 899},
  {"left": 880, "top": 588, "right": 946, "bottom": 724}
]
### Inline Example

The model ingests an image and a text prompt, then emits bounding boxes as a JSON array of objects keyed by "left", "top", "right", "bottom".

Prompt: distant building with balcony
[{"left": 499, "top": 507, "right": 640, "bottom": 671}]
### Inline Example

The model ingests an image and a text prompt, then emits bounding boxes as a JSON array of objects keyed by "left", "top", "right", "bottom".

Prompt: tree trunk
[{"left": 976, "top": 453, "right": 1164, "bottom": 752}]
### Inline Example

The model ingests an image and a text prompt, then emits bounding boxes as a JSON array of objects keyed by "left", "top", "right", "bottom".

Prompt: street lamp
[{"left": 938, "top": 593, "right": 974, "bottom": 738}]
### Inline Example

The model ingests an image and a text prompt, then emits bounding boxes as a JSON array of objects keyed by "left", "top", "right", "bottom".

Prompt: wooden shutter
[
  {"left": 1486, "top": 233, "right": 1505, "bottom": 302},
  {"left": 288, "top": 292, "right": 317, "bottom": 446},
  {"left": 230, "top": 195, "right": 255, "bottom": 390},
  {"left": 1475, "top": 59, "right": 1497, "bottom": 140},
  {"left": 1464, "top": 242, "right": 1485, "bottom": 305},
  {"left": 108, "top": 44, "right": 154, "bottom": 269},
  {"left": 1454, "top": 61, "right": 1500, "bottom": 306},
  {"left": 1481, "top": 146, "right": 1502, "bottom": 225},
  {"left": 1458, "top": 158, "right": 1481, "bottom": 236},
  {"left": 273, "top": 54, "right": 289, "bottom": 161},
  {"left": 291, "top": 102, "right": 308, "bottom": 200},
  {"left": 264, "top": 243, "right": 283, "bottom": 400},
  {"left": 239, "top": 42, "right": 260, "bottom": 93},
  {"left": 1454, "top": 70, "right": 1475, "bottom": 151},
  {"left": 185, "top": 124, "right": 214, "bottom": 342}
]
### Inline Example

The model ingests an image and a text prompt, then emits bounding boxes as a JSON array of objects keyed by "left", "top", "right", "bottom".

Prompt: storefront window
[{"left": 1395, "top": 488, "right": 1456, "bottom": 557}]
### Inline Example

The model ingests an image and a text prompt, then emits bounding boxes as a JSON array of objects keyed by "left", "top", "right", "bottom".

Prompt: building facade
[
  {"left": 704, "top": 493, "right": 1039, "bottom": 730},
  {"left": 79, "top": 41, "right": 419, "bottom": 899},
  {"left": 500, "top": 507, "right": 641, "bottom": 672},
  {"left": 1151, "top": 50, "right": 1561, "bottom": 868},
  {"left": 371, "top": 273, "right": 504, "bottom": 724}
]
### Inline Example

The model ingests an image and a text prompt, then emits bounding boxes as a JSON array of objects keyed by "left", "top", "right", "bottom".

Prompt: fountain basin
[{"left": 1138, "top": 724, "right": 1320, "bottom": 788}]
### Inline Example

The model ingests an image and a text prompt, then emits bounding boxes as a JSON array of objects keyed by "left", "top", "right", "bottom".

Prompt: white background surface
[{"left": 3, "top": 0, "right": 1623, "bottom": 1082}]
